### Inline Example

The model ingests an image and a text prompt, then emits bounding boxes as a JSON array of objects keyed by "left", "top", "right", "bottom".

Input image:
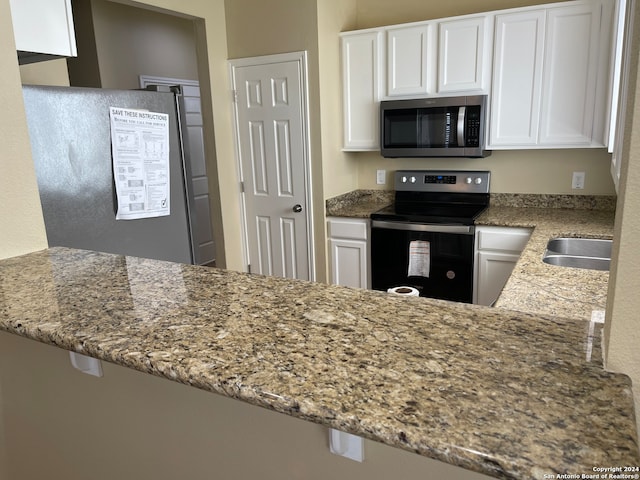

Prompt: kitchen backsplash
[
  {"left": 489, "top": 193, "right": 617, "bottom": 211},
  {"left": 326, "top": 190, "right": 617, "bottom": 218}
]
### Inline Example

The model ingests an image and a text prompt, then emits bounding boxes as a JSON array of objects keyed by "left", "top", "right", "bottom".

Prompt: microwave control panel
[{"left": 465, "top": 106, "right": 481, "bottom": 147}]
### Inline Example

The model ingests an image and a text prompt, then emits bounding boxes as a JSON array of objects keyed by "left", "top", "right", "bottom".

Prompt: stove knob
[
  {"left": 410, "top": 176, "right": 416, "bottom": 183},
  {"left": 474, "top": 177, "right": 483, "bottom": 185},
  {"left": 465, "top": 177, "right": 472, "bottom": 184},
  {"left": 401, "top": 176, "right": 407, "bottom": 183}
]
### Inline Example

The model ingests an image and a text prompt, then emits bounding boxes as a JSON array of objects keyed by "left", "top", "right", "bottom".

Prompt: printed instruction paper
[{"left": 109, "top": 107, "right": 170, "bottom": 220}]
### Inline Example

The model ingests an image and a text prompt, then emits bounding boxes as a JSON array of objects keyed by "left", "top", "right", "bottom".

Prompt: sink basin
[
  {"left": 542, "top": 254, "right": 610, "bottom": 270},
  {"left": 542, "top": 237, "right": 612, "bottom": 271},
  {"left": 545, "top": 237, "right": 612, "bottom": 258}
]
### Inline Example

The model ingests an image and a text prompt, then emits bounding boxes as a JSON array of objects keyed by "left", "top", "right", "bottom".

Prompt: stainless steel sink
[{"left": 542, "top": 237, "right": 612, "bottom": 271}]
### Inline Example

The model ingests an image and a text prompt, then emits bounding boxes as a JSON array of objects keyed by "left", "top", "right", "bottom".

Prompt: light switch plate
[
  {"left": 572, "top": 171, "right": 585, "bottom": 189},
  {"left": 376, "top": 169, "right": 386, "bottom": 185}
]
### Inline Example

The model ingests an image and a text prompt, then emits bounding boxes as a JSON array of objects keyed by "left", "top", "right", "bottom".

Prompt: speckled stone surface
[
  {"left": 490, "top": 194, "right": 617, "bottom": 211},
  {"left": 0, "top": 247, "right": 637, "bottom": 479},
  {"left": 476, "top": 206, "right": 614, "bottom": 322},
  {"left": 326, "top": 189, "right": 393, "bottom": 218},
  {"left": 326, "top": 191, "right": 616, "bottom": 323}
]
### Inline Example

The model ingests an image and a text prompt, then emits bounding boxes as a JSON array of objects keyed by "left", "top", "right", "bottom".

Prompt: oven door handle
[{"left": 371, "top": 220, "right": 474, "bottom": 234}]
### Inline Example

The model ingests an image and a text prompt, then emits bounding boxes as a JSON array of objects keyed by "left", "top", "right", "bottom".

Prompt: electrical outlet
[
  {"left": 572, "top": 171, "right": 586, "bottom": 189},
  {"left": 376, "top": 169, "right": 386, "bottom": 185}
]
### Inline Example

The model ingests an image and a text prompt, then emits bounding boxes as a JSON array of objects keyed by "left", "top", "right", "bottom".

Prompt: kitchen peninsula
[{"left": 0, "top": 247, "right": 637, "bottom": 480}]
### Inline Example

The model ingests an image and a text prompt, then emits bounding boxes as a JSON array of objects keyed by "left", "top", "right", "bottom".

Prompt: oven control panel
[{"left": 395, "top": 170, "right": 490, "bottom": 194}]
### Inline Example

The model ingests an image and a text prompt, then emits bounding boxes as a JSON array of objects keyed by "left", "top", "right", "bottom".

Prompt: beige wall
[
  {"left": 356, "top": 149, "right": 616, "bottom": 194},
  {"left": 0, "top": 0, "right": 48, "bottom": 475},
  {"left": 90, "top": 0, "right": 199, "bottom": 89},
  {"left": 0, "top": 0, "right": 638, "bottom": 473},
  {"left": 225, "top": 0, "right": 317, "bottom": 59},
  {"left": 224, "top": 0, "right": 330, "bottom": 280},
  {"left": 605, "top": 0, "right": 640, "bottom": 441},
  {"left": 348, "top": 0, "right": 615, "bottom": 196},
  {"left": 356, "top": 0, "right": 569, "bottom": 28},
  {"left": 0, "top": 331, "right": 491, "bottom": 480},
  {"left": 108, "top": 0, "right": 243, "bottom": 270},
  {"left": 315, "top": 0, "right": 364, "bottom": 281},
  {"left": 19, "top": 59, "right": 71, "bottom": 86},
  {"left": 0, "top": 0, "right": 48, "bottom": 262},
  {"left": 317, "top": 0, "right": 360, "bottom": 200},
  {"left": 76, "top": 0, "right": 227, "bottom": 268}
]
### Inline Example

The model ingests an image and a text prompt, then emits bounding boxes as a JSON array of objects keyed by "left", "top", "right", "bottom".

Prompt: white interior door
[{"left": 230, "top": 52, "right": 313, "bottom": 280}]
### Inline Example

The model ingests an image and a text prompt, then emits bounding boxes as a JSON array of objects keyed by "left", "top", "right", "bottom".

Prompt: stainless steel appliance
[
  {"left": 370, "top": 170, "right": 490, "bottom": 303},
  {"left": 23, "top": 85, "right": 205, "bottom": 265},
  {"left": 380, "top": 95, "right": 490, "bottom": 158}
]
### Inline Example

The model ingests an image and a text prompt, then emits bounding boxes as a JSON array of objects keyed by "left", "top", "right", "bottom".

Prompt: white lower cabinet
[
  {"left": 474, "top": 226, "right": 531, "bottom": 306},
  {"left": 327, "top": 217, "right": 369, "bottom": 289}
]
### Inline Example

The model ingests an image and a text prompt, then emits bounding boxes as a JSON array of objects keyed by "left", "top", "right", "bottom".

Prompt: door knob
[{"left": 292, "top": 204, "right": 303, "bottom": 213}]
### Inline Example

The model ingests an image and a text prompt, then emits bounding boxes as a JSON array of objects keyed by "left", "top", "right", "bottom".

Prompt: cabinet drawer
[
  {"left": 327, "top": 218, "right": 368, "bottom": 240},
  {"left": 477, "top": 227, "right": 531, "bottom": 252}
]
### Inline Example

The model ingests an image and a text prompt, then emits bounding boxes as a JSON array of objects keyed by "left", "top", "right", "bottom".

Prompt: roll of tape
[{"left": 387, "top": 286, "right": 420, "bottom": 297}]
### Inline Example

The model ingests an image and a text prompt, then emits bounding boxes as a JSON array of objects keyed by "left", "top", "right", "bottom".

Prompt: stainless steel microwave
[{"left": 380, "top": 95, "right": 491, "bottom": 158}]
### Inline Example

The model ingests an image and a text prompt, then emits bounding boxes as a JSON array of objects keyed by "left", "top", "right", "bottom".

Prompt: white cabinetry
[
  {"left": 438, "top": 16, "right": 491, "bottom": 94},
  {"left": 341, "top": 0, "right": 617, "bottom": 152},
  {"left": 539, "top": 2, "right": 602, "bottom": 146},
  {"left": 341, "top": 13, "right": 492, "bottom": 150},
  {"left": 328, "top": 218, "right": 369, "bottom": 289},
  {"left": 386, "top": 24, "right": 434, "bottom": 97},
  {"left": 489, "top": 0, "right": 614, "bottom": 148},
  {"left": 384, "top": 15, "right": 491, "bottom": 98},
  {"left": 490, "top": 10, "right": 545, "bottom": 146},
  {"left": 341, "top": 31, "right": 383, "bottom": 150},
  {"left": 474, "top": 226, "right": 531, "bottom": 306},
  {"left": 9, "top": 0, "right": 77, "bottom": 64},
  {"left": 609, "top": 0, "right": 630, "bottom": 193}
]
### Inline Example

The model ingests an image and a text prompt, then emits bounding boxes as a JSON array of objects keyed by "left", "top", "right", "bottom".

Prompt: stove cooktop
[
  {"left": 370, "top": 203, "right": 488, "bottom": 225},
  {"left": 371, "top": 170, "right": 491, "bottom": 225}
]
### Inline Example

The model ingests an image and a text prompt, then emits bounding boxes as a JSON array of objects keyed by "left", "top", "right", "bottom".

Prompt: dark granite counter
[{"left": 0, "top": 247, "right": 637, "bottom": 479}]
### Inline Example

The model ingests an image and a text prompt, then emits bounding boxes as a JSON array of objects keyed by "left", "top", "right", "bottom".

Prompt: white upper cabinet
[
  {"left": 609, "top": 0, "right": 629, "bottom": 193},
  {"left": 539, "top": 3, "right": 602, "bottom": 146},
  {"left": 489, "top": 0, "right": 615, "bottom": 149},
  {"left": 341, "top": 0, "right": 618, "bottom": 151},
  {"left": 384, "top": 15, "right": 491, "bottom": 98},
  {"left": 341, "top": 30, "right": 383, "bottom": 150},
  {"left": 438, "top": 16, "right": 491, "bottom": 94},
  {"left": 490, "top": 10, "right": 546, "bottom": 146},
  {"left": 386, "top": 24, "right": 434, "bottom": 96},
  {"left": 9, "top": 0, "right": 77, "bottom": 64}
]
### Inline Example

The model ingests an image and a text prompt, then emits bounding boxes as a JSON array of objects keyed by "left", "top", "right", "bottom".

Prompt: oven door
[{"left": 371, "top": 220, "right": 475, "bottom": 303}]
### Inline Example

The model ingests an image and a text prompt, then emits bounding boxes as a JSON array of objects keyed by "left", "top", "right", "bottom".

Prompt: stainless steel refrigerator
[{"left": 23, "top": 85, "right": 201, "bottom": 265}]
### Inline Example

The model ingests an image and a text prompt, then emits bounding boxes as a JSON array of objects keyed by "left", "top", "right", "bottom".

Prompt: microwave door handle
[{"left": 457, "top": 106, "right": 466, "bottom": 146}]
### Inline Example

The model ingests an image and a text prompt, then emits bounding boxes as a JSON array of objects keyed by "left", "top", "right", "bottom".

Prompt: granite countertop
[
  {"left": 0, "top": 247, "right": 638, "bottom": 479},
  {"left": 326, "top": 190, "right": 616, "bottom": 322},
  {"left": 326, "top": 189, "right": 393, "bottom": 218},
  {"left": 476, "top": 205, "right": 613, "bottom": 321}
]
